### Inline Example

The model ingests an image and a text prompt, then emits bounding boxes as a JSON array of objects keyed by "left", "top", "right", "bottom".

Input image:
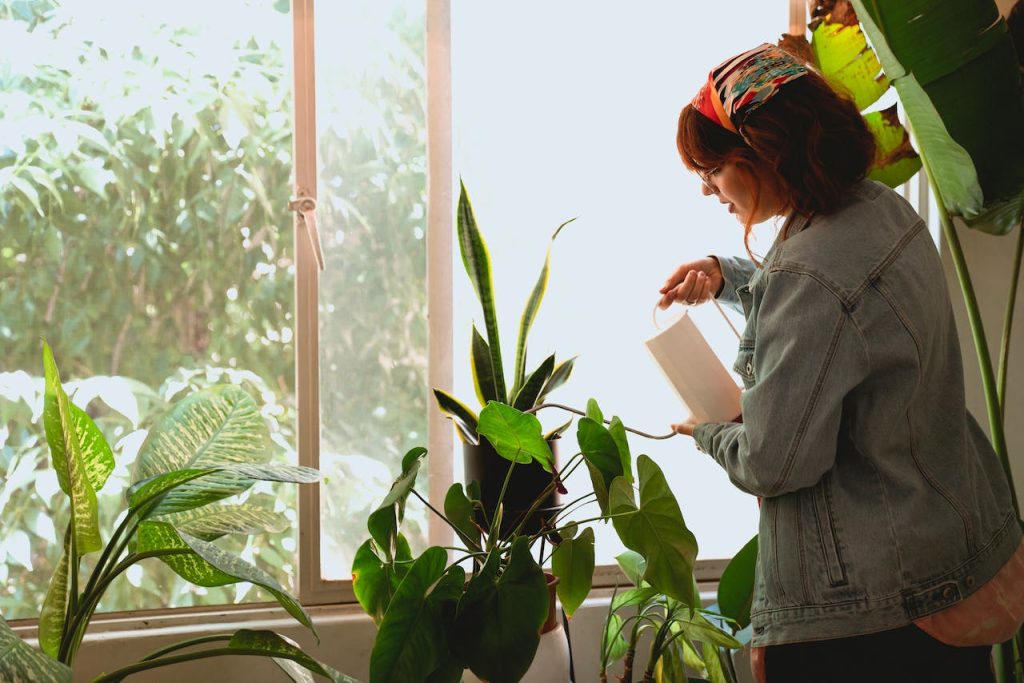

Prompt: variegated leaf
[
  {"left": 42, "top": 341, "right": 102, "bottom": 554},
  {"left": 133, "top": 385, "right": 269, "bottom": 482},
  {"left": 38, "top": 526, "right": 72, "bottom": 658},
  {"left": 156, "top": 503, "right": 288, "bottom": 540},
  {"left": 135, "top": 521, "right": 315, "bottom": 636},
  {"left": 227, "top": 630, "right": 358, "bottom": 682},
  {"left": 0, "top": 615, "right": 72, "bottom": 682}
]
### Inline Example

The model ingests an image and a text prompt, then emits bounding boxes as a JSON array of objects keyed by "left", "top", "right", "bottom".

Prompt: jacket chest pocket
[{"left": 733, "top": 341, "right": 756, "bottom": 388}]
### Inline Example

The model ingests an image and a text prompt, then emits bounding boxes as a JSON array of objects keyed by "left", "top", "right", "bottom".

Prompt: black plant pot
[{"left": 463, "top": 438, "right": 561, "bottom": 537}]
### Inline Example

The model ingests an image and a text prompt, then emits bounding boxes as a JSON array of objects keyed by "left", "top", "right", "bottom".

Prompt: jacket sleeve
[
  {"left": 713, "top": 255, "right": 756, "bottom": 316},
  {"left": 692, "top": 269, "right": 869, "bottom": 497}
]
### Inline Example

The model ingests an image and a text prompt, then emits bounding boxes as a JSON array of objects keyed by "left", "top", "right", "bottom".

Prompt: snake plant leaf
[
  {"left": 452, "top": 537, "right": 549, "bottom": 683},
  {"left": 512, "top": 217, "right": 576, "bottom": 393},
  {"left": 135, "top": 521, "right": 316, "bottom": 636},
  {"left": 133, "top": 384, "right": 269, "bottom": 482},
  {"left": 477, "top": 401, "right": 553, "bottom": 472},
  {"left": 470, "top": 325, "right": 499, "bottom": 407},
  {"left": 351, "top": 535, "right": 413, "bottom": 625},
  {"left": 431, "top": 389, "right": 478, "bottom": 444},
  {"left": 851, "top": 0, "right": 1024, "bottom": 232},
  {"left": 367, "top": 447, "right": 427, "bottom": 560},
  {"left": 551, "top": 526, "right": 595, "bottom": 617},
  {"left": 0, "top": 615, "right": 72, "bottom": 682},
  {"left": 457, "top": 181, "right": 506, "bottom": 402},
  {"left": 155, "top": 503, "right": 289, "bottom": 541},
  {"left": 810, "top": 3, "right": 889, "bottom": 111},
  {"left": 127, "top": 464, "right": 320, "bottom": 517},
  {"left": 368, "top": 547, "right": 457, "bottom": 683},
  {"left": 537, "top": 356, "right": 576, "bottom": 404},
  {"left": 444, "top": 483, "right": 481, "bottom": 551},
  {"left": 608, "top": 416, "right": 633, "bottom": 484},
  {"left": 226, "top": 630, "right": 359, "bottom": 683},
  {"left": 543, "top": 416, "right": 573, "bottom": 441},
  {"left": 42, "top": 341, "right": 103, "bottom": 554},
  {"left": 38, "top": 526, "right": 72, "bottom": 658},
  {"left": 577, "top": 417, "right": 624, "bottom": 515},
  {"left": 717, "top": 534, "right": 758, "bottom": 631},
  {"left": 610, "top": 455, "right": 699, "bottom": 608},
  {"left": 512, "top": 354, "right": 555, "bottom": 410},
  {"left": 864, "top": 105, "right": 923, "bottom": 187}
]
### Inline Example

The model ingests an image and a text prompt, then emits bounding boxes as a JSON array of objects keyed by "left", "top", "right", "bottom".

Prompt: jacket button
[
  {"left": 746, "top": 362, "right": 753, "bottom": 375},
  {"left": 942, "top": 586, "right": 956, "bottom": 600},
  {"left": 965, "top": 575, "right": 976, "bottom": 588}
]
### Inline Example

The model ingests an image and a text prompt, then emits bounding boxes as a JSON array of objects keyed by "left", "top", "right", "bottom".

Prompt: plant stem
[
  {"left": 928, "top": 170, "right": 1018, "bottom": 517},
  {"left": 138, "top": 634, "right": 234, "bottom": 661},
  {"left": 410, "top": 489, "right": 481, "bottom": 552},
  {"left": 89, "top": 647, "right": 292, "bottom": 682},
  {"left": 721, "top": 645, "right": 739, "bottom": 683},
  {"left": 997, "top": 217, "right": 1024, "bottom": 419},
  {"left": 528, "top": 403, "right": 677, "bottom": 440}
]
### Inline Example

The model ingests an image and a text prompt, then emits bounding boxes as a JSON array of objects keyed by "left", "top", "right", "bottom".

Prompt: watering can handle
[{"left": 652, "top": 297, "right": 743, "bottom": 341}]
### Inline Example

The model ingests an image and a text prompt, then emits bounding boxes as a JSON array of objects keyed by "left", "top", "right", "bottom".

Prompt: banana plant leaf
[
  {"left": 850, "top": 0, "right": 1024, "bottom": 234},
  {"left": 0, "top": 615, "right": 72, "bottom": 683},
  {"left": 457, "top": 181, "right": 507, "bottom": 402},
  {"left": 511, "top": 217, "right": 575, "bottom": 395}
]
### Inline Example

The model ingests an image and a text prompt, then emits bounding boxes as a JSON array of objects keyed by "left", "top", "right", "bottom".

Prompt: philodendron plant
[
  {"left": 433, "top": 182, "right": 577, "bottom": 444},
  {"left": 0, "top": 342, "right": 353, "bottom": 682},
  {"left": 352, "top": 398, "right": 733, "bottom": 683}
]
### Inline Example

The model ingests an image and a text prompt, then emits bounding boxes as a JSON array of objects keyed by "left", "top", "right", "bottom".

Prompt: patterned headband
[{"left": 691, "top": 43, "right": 809, "bottom": 135}]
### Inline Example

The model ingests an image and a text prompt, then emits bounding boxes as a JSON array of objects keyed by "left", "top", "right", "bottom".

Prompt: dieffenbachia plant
[
  {"left": 0, "top": 341, "right": 354, "bottom": 682},
  {"left": 352, "top": 399, "right": 707, "bottom": 683},
  {"left": 432, "top": 181, "right": 577, "bottom": 444}
]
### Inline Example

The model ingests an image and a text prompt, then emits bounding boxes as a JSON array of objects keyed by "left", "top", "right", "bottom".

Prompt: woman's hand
[
  {"left": 671, "top": 415, "right": 700, "bottom": 437},
  {"left": 658, "top": 257, "right": 724, "bottom": 310}
]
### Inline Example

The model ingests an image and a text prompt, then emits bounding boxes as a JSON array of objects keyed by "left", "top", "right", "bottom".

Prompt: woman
[{"left": 660, "top": 44, "right": 1024, "bottom": 683}]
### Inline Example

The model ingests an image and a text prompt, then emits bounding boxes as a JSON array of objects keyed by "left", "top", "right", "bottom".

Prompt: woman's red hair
[{"left": 677, "top": 70, "right": 876, "bottom": 256}]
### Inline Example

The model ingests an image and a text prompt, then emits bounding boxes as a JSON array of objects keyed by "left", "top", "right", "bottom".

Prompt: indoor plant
[
  {"left": 433, "top": 181, "right": 576, "bottom": 534},
  {"left": 352, "top": 398, "right": 727, "bottom": 683},
  {"left": 0, "top": 341, "right": 351, "bottom": 682}
]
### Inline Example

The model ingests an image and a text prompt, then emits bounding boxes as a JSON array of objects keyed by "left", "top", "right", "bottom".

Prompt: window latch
[{"left": 288, "top": 195, "right": 324, "bottom": 271}]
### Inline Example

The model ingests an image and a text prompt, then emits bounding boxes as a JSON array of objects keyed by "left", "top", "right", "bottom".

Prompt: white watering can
[{"left": 644, "top": 298, "right": 743, "bottom": 423}]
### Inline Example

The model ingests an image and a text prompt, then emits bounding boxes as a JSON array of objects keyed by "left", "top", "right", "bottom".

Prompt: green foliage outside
[{"left": 0, "top": 0, "right": 428, "bottom": 619}]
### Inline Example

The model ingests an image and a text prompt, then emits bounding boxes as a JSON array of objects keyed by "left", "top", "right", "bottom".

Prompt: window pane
[
  {"left": 315, "top": 0, "right": 429, "bottom": 580},
  {"left": 0, "top": 0, "right": 294, "bottom": 617},
  {"left": 452, "top": 2, "right": 786, "bottom": 564}
]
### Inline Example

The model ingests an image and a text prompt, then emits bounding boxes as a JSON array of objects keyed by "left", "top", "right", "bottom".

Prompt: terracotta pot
[{"left": 463, "top": 438, "right": 561, "bottom": 536}]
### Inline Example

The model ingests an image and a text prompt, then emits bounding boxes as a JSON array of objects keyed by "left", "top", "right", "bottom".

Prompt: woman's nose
[{"left": 701, "top": 182, "right": 715, "bottom": 196}]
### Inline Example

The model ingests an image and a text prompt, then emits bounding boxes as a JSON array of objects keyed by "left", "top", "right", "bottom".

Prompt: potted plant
[
  {"left": 352, "top": 397, "right": 728, "bottom": 683},
  {"left": 0, "top": 342, "right": 352, "bottom": 682},
  {"left": 433, "top": 181, "right": 576, "bottom": 535}
]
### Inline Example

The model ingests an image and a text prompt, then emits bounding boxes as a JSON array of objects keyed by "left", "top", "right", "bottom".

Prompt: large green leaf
[
  {"left": 457, "top": 181, "right": 506, "bottom": 402},
  {"left": 156, "top": 503, "right": 289, "bottom": 541},
  {"left": 608, "top": 416, "right": 633, "bottom": 484},
  {"left": 452, "top": 537, "right": 549, "bottom": 683},
  {"left": 512, "top": 354, "right": 554, "bottom": 411},
  {"left": 432, "top": 388, "right": 479, "bottom": 444},
  {"left": 351, "top": 535, "right": 413, "bottom": 625},
  {"left": 851, "top": 0, "right": 1024, "bottom": 232},
  {"left": 133, "top": 384, "right": 269, "bottom": 481},
  {"left": 42, "top": 341, "right": 103, "bottom": 554},
  {"left": 127, "top": 464, "right": 320, "bottom": 517},
  {"left": 0, "top": 615, "right": 72, "bottom": 682},
  {"left": 470, "top": 325, "right": 499, "bottom": 407},
  {"left": 134, "top": 521, "right": 315, "bottom": 636},
  {"left": 476, "top": 402, "right": 552, "bottom": 472},
  {"left": 369, "top": 547, "right": 464, "bottom": 683},
  {"left": 864, "top": 105, "right": 923, "bottom": 187},
  {"left": 551, "top": 526, "right": 595, "bottom": 617},
  {"left": 810, "top": 6, "right": 889, "bottom": 111},
  {"left": 38, "top": 527, "right": 72, "bottom": 658},
  {"left": 717, "top": 534, "right": 758, "bottom": 631},
  {"left": 512, "top": 217, "right": 575, "bottom": 393},
  {"left": 367, "top": 447, "right": 427, "bottom": 560},
  {"left": 444, "top": 483, "right": 480, "bottom": 551},
  {"left": 224, "top": 630, "right": 358, "bottom": 683},
  {"left": 577, "top": 417, "right": 624, "bottom": 514},
  {"left": 610, "top": 455, "right": 699, "bottom": 608}
]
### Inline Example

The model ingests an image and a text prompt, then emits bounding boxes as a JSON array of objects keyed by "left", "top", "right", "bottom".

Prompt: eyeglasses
[{"left": 697, "top": 166, "right": 721, "bottom": 190}]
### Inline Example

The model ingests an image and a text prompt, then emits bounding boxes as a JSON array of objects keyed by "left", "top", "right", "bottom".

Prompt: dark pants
[{"left": 764, "top": 624, "right": 994, "bottom": 683}]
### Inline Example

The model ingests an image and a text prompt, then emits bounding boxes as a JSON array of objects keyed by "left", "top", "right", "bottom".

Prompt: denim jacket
[{"left": 693, "top": 180, "right": 1021, "bottom": 647}]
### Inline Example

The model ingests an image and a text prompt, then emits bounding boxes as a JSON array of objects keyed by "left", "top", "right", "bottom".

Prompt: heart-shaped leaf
[
  {"left": 476, "top": 402, "right": 552, "bottom": 472},
  {"left": 444, "top": 483, "right": 480, "bottom": 551},
  {"left": 351, "top": 535, "right": 413, "bottom": 625},
  {"left": 577, "top": 417, "right": 624, "bottom": 514},
  {"left": 551, "top": 526, "right": 595, "bottom": 617},
  {"left": 610, "top": 455, "right": 699, "bottom": 608}
]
